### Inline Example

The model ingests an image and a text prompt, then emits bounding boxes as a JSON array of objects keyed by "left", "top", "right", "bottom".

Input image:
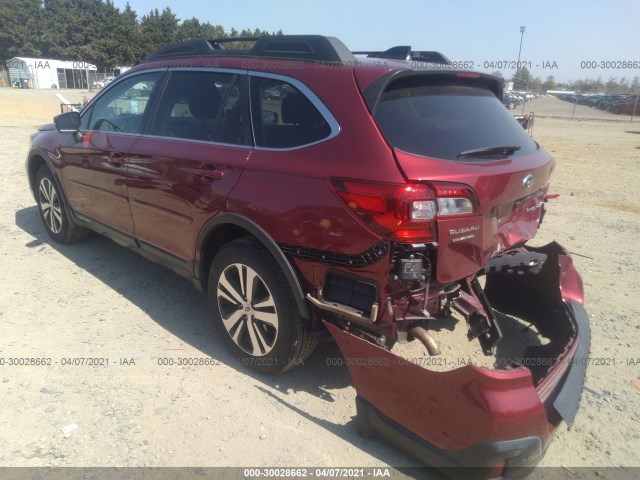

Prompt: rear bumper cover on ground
[{"left": 324, "top": 242, "right": 590, "bottom": 479}]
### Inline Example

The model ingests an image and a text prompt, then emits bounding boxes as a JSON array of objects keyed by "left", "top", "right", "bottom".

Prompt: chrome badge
[{"left": 522, "top": 174, "right": 534, "bottom": 191}]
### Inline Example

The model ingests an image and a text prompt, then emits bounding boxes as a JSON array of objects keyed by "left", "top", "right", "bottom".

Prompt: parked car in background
[
  {"left": 610, "top": 97, "right": 640, "bottom": 115},
  {"left": 509, "top": 91, "right": 525, "bottom": 104},
  {"left": 502, "top": 92, "right": 517, "bottom": 109},
  {"left": 92, "top": 76, "right": 115, "bottom": 89}
]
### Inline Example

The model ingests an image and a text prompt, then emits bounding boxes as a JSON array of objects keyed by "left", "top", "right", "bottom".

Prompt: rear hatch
[{"left": 369, "top": 72, "right": 554, "bottom": 282}]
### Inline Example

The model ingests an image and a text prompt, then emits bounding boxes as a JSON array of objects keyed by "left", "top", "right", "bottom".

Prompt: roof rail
[
  {"left": 142, "top": 35, "right": 357, "bottom": 64},
  {"left": 353, "top": 46, "right": 451, "bottom": 65}
]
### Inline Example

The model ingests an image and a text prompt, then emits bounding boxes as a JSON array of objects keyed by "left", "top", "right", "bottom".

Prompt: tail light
[
  {"left": 331, "top": 179, "right": 478, "bottom": 242},
  {"left": 432, "top": 182, "right": 478, "bottom": 216}
]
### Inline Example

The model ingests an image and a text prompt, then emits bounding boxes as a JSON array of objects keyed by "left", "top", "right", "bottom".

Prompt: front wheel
[
  {"left": 208, "top": 238, "right": 317, "bottom": 374},
  {"left": 36, "top": 165, "right": 89, "bottom": 244}
]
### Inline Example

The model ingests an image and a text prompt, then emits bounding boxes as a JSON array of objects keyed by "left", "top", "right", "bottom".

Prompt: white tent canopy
[{"left": 7, "top": 57, "right": 97, "bottom": 89}]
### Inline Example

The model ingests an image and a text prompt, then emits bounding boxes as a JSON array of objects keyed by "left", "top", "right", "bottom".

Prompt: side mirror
[{"left": 54, "top": 111, "right": 81, "bottom": 133}]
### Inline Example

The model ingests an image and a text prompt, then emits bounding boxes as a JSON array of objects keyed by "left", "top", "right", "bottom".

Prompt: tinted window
[
  {"left": 251, "top": 77, "right": 331, "bottom": 148},
  {"left": 374, "top": 80, "right": 538, "bottom": 161},
  {"left": 151, "top": 71, "right": 245, "bottom": 144},
  {"left": 87, "top": 73, "right": 161, "bottom": 134}
]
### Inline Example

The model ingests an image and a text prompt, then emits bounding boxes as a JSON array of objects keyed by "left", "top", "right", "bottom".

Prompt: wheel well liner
[{"left": 196, "top": 213, "right": 310, "bottom": 321}]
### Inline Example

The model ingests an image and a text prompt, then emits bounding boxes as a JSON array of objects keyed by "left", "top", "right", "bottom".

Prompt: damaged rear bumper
[{"left": 324, "top": 242, "right": 590, "bottom": 479}]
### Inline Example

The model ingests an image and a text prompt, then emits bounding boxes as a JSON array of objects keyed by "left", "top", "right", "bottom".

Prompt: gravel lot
[{"left": 1, "top": 89, "right": 639, "bottom": 476}]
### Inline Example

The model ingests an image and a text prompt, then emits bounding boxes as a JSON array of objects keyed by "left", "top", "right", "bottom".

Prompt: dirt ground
[{"left": 1, "top": 88, "right": 639, "bottom": 476}]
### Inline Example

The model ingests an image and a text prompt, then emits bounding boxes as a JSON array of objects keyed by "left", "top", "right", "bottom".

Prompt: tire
[
  {"left": 612, "top": 106, "right": 621, "bottom": 114},
  {"left": 208, "top": 237, "right": 317, "bottom": 374},
  {"left": 35, "top": 165, "right": 90, "bottom": 244}
]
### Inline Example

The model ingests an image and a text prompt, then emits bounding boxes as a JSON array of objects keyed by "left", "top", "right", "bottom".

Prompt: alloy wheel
[
  {"left": 216, "top": 263, "right": 279, "bottom": 356},
  {"left": 39, "top": 177, "right": 63, "bottom": 234}
]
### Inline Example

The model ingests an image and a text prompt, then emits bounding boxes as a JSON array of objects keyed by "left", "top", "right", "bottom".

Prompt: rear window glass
[{"left": 374, "top": 80, "right": 538, "bottom": 161}]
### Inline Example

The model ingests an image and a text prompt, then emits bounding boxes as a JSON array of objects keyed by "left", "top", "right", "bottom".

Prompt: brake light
[
  {"left": 432, "top": 182, "right": 478, "bottom": 216},
  {"left": 331, "top": 179, "right": 478, "bottom": 241},
  {"left": 331, "top": 179, "right": 437, "bottom": 241},
  {"left": 456, "top": 72, "right": 480, "bottom": 78}
]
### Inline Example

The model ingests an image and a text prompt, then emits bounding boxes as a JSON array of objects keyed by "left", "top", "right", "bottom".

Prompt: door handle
[
  {"left": 107, "top": 153, "right": 127, "bottom": 166},
  {"left": 195, "top": 168, "right": 224, "bottom": 182}
]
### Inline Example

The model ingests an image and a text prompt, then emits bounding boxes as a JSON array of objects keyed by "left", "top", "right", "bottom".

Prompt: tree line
[
  {"left": 2, "top": 0, "right": 638, "bottom": 94},
  {"left": 0, "top": 0, "right": 281, "bottom": 71}
]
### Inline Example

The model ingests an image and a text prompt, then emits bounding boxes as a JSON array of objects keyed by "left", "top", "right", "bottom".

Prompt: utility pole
[{"left": 516, "top": 26, "right": 526, "bottom": 114}]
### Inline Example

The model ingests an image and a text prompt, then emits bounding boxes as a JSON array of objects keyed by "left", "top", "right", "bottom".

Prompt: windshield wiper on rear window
[{"left": 457, "top": 145, "right": 521, "bottom": 158}]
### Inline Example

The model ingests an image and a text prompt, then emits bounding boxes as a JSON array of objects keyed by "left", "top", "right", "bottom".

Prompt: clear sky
[{"left": 112, "top": 0, "right": 640, "bottom": 83}]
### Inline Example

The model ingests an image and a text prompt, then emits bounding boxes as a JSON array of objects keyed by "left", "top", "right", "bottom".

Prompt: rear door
[
  {"left": 60, "top": 72, "right": 163, "bottom": 234},
  {"left": 372, "top": 74, "right": 553, "bottom": 282},
  {"left": 125, "top": 70, "right": 251, "bottom": 261}
]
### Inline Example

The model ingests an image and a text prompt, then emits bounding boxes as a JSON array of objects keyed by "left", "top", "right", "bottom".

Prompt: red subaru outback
[{"left": 26, "top": 36, "right": 589, "bottom": 478}]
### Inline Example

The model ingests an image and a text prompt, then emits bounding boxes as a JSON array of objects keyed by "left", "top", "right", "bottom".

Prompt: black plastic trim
[
  {"left": 552, "top": 301, "right": 590, "bottom": 428},
  {"left": 353, "top": 47, "right": 451, "bottom": 65},
  {"left": 195, "top": 213, "right": 310, "bottom": 320},
  {"left": 72, "top": 213, "right": 193, "bottom": 281},
  {"left": 323, "top": 270, "right": 379, "bottom": 317},
  {"left": 279, "top": 241, "right": 389, "bottom": 268},
  {"left": 143, "top": 35, "right": 357, "bottom": 64}
]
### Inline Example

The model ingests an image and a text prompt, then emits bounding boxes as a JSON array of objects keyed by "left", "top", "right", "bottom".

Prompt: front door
[{"left": 59, "top": 72, "right": 163, "bottom": 235}]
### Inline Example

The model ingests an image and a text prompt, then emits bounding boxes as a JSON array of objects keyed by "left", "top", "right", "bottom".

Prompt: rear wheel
[
  {"left": 208, "top": 237, "right": 316, "bottom": 374},
  {"left": 36, "top": 165, "right": 89, "bottom": 244},
  {"left": 612, "top": 106, "right": 621, "bottom": 114}
]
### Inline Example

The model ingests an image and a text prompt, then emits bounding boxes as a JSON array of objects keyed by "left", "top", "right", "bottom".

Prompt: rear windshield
[{"left": 374, "top": 79, "right": 538, "bottom": 161}]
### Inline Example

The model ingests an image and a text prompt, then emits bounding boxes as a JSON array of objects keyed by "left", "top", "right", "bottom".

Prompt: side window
[
  {"left": 151, "top": 71, "right": 244, "bottom": 144},
  {"left": 251, "top": 77, "right": 331, "bottom": 148},
  {"left": 88, "top": 73, "right": 161, "bottom": 134}
]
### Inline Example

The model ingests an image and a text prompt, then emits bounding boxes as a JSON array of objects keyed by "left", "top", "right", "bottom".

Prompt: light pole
[{"left": 516, "top": 26, "right": 526, "bottom": 113}]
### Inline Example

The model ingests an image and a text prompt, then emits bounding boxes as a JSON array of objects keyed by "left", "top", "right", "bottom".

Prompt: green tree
[
  {"left": 0, "top": 0, "right": 42, "bottom": 62},
  {"left": 88, "top": 2, "right": 143, "bottom": 69},
  {"left": 542, "top": 75, "right": 556, "bottom": 91},
  {"left": 530, "top": 76, "right": 542, "bottom": 93},
  {"left": 512, "top": 66, "right": 532, "bottom": 90},
  {"left": 605, "top": 76, "right": 619, "bottom": 94},
  {"left": 177, "top": 18, "right": 205, "bottom": 40},
  {"left": 41, "top": 0, "right": 95, "bottom": 60},
  {"left": 140, "top": 7, "right": 179, "bottom": 57}
]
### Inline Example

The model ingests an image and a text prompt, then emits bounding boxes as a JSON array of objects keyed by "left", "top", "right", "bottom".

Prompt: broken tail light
[{"left": 331, "top": 179, "right": 479, "bottom": 241}]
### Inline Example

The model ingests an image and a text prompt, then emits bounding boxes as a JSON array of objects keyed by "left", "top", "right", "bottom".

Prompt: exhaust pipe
[{"left": 410, "top": 327, "right": 441, "bottom": 356}]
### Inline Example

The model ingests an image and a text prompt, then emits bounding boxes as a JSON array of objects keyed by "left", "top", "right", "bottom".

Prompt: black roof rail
[
  {"left": 142, "top": 35, "right": 357, "bottom": 64},
  {"left": 353, "top": 46, "right": 451, "bottom": 65}
]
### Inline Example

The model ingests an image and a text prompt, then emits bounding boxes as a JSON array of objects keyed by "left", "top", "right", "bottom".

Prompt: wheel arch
[
  {"left": 27, "top": 149, "right": 74, "bottom": 218},
  {"left": 195, "top": 213, "right": 310, "bottom": 321},
  {"left": 26, "top": 149, "right": 51, "bottom": 199}
]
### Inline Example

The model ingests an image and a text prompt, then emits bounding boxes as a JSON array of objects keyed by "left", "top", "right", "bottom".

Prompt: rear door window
[
  {"left": 374, "top": 78, "right": 538, "bottom": 161},
  {"left": 250, "top": 77, "right": 331, "bottom": 149},
  {"left": 150, "top": 71, "right": 245, "bottom": 144}
]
